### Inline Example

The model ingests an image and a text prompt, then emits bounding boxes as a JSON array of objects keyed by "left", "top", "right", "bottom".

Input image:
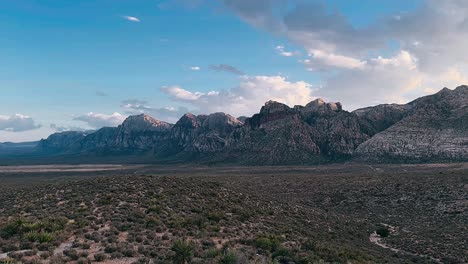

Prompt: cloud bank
[
  {"left": 74, "top": 112, "right": 127, "bottom": 129},
  {"left": 0, "top": 114, "right": 41, "bottom": 132},
  {"left": 162, "top": 75, "right": 315, "bottom": 117},
  {"left": 221, "top": 0, "right": 468, "bottom": 109},
  {"left": 121, "top": 99, "right": 189, "bottom": 123}
]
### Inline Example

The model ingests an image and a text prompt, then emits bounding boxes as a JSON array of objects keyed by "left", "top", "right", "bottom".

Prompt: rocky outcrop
[
  {"left": 355, "top": 86, "right": 468, "bottom": 162},
  {"left": 353, "top": 104, "right": 410, "bottom": 134},
  {"left": 228, "top": 102, "right": 322, "bottom": 164},
  {"left": 227, "top": 99, "right": 373, "bottom": 164},
  {"left": 171, "top": 112, "right": 242, "bottom": 154}
]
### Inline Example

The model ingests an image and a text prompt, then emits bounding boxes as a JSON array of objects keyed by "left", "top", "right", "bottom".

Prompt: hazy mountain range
[{"left": 2, "top": 86, "right": 467, "bottom": 165}]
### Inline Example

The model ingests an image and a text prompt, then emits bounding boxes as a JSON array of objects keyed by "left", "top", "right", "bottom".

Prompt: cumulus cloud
[
  {"left": 74, "top": 112, "right": 127, "bottom": 129},
  {"left": 162, "top": 86, "right": 205, "bottom": 101},
  {"left": 303, "top": 50, "right": 366, "bottom": 71},
  {"left": 121, "top": 99, "right": 188, "bottom": 123},
  {"left": 190, "top": 66, "right": 201, "bottom": 71},
  {"left": 162, "top": 75, "right": 315, "bottom": 116},
  {"left": 221, "top": 0, "right": 468, "bottom": 108},
  {"left": 0, "top": 114, "right": 41, "bottom": 132},
  {"left": 209, "top": 64, "right": 244, "bottom": 75},
  {"left": 123, "top": 16, "right": 140, "bottom": 22}
]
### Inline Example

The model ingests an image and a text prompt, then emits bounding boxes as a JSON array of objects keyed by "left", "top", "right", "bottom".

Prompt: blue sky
[{"left": 2, "top": 0, "right": 468, "bottom": 142}]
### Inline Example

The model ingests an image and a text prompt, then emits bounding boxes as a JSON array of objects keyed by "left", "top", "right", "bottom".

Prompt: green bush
[
  {"left": 218, "top": 252, "right": 237, "bottom": 264},
  {"left": 94, "top": 253, "right": 107, "bottom": 262},
  {"left": 254, "top": 236, "right": 280, "bottom": 252},
  {"left": 376, "top": 228, "right": 390, "bottom": 238},
  {"left": 171, "top": 240, "right": 194, "bottom": 264},
  {"left": 0, "top": 219, "right": 25, "bottom": 239},
  {"left": 24, "top": 231, "right": 54, "bottom": 243}
]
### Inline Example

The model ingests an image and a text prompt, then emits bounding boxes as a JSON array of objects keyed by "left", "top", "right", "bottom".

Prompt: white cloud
[
  {"left": 162, "top": 86, "right": 204, "bottom": 101},
  {"left": 0, "top": 114, "right": 41, "bottom": 132},
  {"left": 50, "top": 124, "right": 87, "bottom": 132},
  {"left": 318, "top": 51, "right": 422, "bottom": 109},
  {"left": 74, "top": 112, "right": 127, "bottom": 129},
  {"left": 275, "top": 45, "right": 299, "bottom": 57},
  {"left": 123, "top": 16, "right": 141, "bottom": 22},
  {"left": 162, "top": 75, "right": 315, "bottom": 117},
  {"left": 304, "top": 50, "right": 367, "bottom": 71},
  {"left": 121, "top": 99, "right": 189, "bottom": 123},
  {"left": 190, "top": 66, "right": 201, "bottom": 71}
]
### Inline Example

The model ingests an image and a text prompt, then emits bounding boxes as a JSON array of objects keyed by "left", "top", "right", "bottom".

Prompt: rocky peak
[
  {"left": 260, "top": 101, "right": 292, "bottom": 114},
  {"left": 121, "top": 114, "right": 172, "bottom": 132},
  {"left": 305, "top": 98, "right": 342, "bottom": 112},
  {"left": 174, "top": 113, "right": 201, "bottom": 129},
  {"left": 202, "top": 113, "right": 242, "bottom": 130}
]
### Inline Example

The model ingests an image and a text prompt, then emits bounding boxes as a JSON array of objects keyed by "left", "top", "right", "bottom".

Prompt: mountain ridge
[{"left": 16, "top": 86, "right": 468, "bottom": 165}]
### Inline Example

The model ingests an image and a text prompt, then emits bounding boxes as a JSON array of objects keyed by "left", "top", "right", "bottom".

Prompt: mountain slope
[
  {"left": 355, "top": 86, "right": 468, "bottom": 162},
  {"left": 226, "top": 100, "right": 374, "bottom": 164}
]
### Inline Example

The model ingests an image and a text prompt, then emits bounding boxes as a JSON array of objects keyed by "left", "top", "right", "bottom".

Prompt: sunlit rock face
[{"left": 355, "top": 86, "right": 468, "bottom": 162}]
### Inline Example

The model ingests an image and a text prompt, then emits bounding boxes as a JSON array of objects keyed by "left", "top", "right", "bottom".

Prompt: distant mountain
[
  {"left": 0, "top": 141, "right": 39, "bottom": 156},
  {"left": 25, "top": 85, "right": 468, "bottom": 165}
]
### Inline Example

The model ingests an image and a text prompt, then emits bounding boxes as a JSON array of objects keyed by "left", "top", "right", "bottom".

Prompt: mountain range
[{"left": 3, "top": 86, "right": 468, "bottom": 165}]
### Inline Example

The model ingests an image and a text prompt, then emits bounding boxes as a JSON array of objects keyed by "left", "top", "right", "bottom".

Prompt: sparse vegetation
[{"left": 0, "top": 164, "right": 466, "bottom": 263}]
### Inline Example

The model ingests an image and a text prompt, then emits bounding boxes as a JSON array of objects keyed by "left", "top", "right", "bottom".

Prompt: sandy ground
[{"left": 0, "top": 164, "right": 144, "bottom": 173}]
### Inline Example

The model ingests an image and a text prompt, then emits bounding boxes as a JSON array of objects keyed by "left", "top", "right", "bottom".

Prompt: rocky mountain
[
  {"left": 355, "top": 86, "right": 468, "bottom": 162},
  {"left": 32, "top": 86, "right": 468, "bottom": 164},
  {"left": 227, "top": 99, "right": 374, "bottom": 164},
  {"left": 37, "top": 131, "right": 93, "bottom": 153}
]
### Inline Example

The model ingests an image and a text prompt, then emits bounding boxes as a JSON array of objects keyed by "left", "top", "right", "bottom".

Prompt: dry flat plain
[{"left": 0, "top": 164, "right": 466, "bottom": 264}]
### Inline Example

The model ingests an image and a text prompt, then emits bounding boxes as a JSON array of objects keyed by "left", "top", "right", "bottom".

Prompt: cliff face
[
  {"left": 355, "top": 86, "right": 468, "bottom": 162},
  {"left": 227, "top": 99, "right": 373, "bottom": 164},
  {"left": 171, "top": 112, "right": 242, "bottom": 154}
]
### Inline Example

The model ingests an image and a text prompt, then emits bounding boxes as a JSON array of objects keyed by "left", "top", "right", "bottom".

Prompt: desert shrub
[
  {"left": 254, "top": 236, "right": 280, "bottom": 252},
  {"left": 24, "top": 231, "right": 54, "bottom": 243},
  {"left": 8, "top": 252, "right": 24, "bottom": 260},
  {"left": 40, "top": 252, "right": 51, "bottom": 259},
  {"left": 94, "top": 253, "right": 107, "bottom": 262},
  {"left": 205, "top": 211, "right": 224, "bottom": 223},
  {"left": 121, "top": 247, "right": 136, "bottom": 257},
  {"left": 272, "top": 247, "right": 292, "bottom": 259},
  {"left": 104, "top": 245, "right": 117, "bottom": 253},
  {"left": 171, "top": 240, "right": 195, "bottom": 264},
  {"left": 37, "top": 243, "right": 51, "bottom": 251},
  {"left": 147, "top": 206, "right": 161, "bottom": 214},
  {"left": 205, "top": 248, "right": 220, "bottom": 258},
  {"left": 0, "top": 219, "right": 25, "bottom": 239},
  {"left": 0, "top": 258, "right": 16, "bottom": 264},
  {"left": 110, "top": 252, "right": 123, "bottom": 259},
  {"left": 63, "top": 249, "right": 79, "bottom": 260},
  {"left": 77, "top": 257, "right": 90, "bottom": 264},
  {"left": 145, "top": 217, "right": 160, "bottom": 228},
  {"left": 218, "top": 252, "right": 237, "bottom": 264},
  {"left": 2, "top": 244, "right": 19, "bottom": 252},
  {"left": 376, "top": 228, "right": 390, "bottom": 238},
  {"left": 19, "top": 241, "right": 33, "bottom": 250},
  {"left": 81, "top": 243, "right": 91, "bottom": 249}
]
